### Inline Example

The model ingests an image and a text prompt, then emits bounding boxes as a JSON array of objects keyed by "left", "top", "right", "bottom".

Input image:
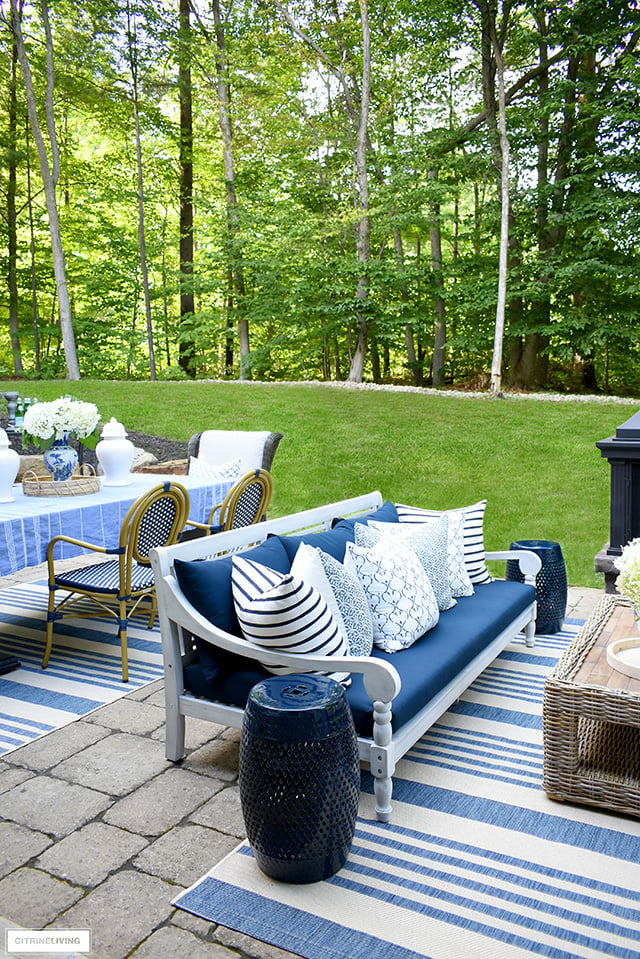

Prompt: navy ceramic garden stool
[
  {"left": 506, "top": 539, "right": 567, "bottom": 634},
  {"left": 239, "top": 674, "right": 360, "bottom": 884}
]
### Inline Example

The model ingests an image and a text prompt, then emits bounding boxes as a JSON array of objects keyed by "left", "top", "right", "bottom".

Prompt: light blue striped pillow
[{"left": 231, "top": 556, "right": 350, "bottom": 682}]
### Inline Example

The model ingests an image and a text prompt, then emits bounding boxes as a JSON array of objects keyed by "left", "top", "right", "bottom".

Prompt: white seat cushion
[{"left": 197, "top": 431, "right": 272, "bottom": 475}]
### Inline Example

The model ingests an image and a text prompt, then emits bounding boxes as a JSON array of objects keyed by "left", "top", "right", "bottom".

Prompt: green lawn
[{"left": 3, "top": 379, "right": 632, "bottom": 588}]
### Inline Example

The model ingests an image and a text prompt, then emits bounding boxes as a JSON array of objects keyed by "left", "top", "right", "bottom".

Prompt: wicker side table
[{"left": 543, "top": 595, "right": 640, "bottom": 817}]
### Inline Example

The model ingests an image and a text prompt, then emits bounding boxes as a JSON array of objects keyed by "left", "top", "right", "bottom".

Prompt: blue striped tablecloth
[{"left": 0, "top": 472, "right": 234, "bottom": 576}]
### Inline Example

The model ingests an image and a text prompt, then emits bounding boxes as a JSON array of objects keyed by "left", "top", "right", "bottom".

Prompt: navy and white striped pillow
[
  {"left": 395, "top": 500, "right": 492, "bottom": 585},
  {"left": 231, "top": 556, "right": 350, "bottom": 681}
]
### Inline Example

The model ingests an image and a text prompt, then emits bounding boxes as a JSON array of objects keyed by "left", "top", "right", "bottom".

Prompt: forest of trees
[{"left": 0, "top": 0, "right": 639, "bottom": 393}]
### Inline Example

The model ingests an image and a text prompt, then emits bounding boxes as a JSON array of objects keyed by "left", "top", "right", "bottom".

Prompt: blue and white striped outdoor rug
[
  {"left": 175, "top": 619, "right": 640, "bottom": 959},
  {"left": 0, "top": 582, "right": 163, "bottom": 756}
]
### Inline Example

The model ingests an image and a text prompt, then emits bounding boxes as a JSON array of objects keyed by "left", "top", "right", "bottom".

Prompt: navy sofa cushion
[
  {"left": 276, "top": 524, "right": 356, "bottom": 564},
  {"left": 346, "top": 580, "right": 536, "bottom": 736},
  {"left": 184, "top": 660, "right": 270, "bottom": 703},
  {"left": 175, "top": 536, "right": 291, "bottom": 684},
  {"left": 331, "top": 499, "right": 399, "bottom": 533},
  {"left": 182, "top": 577, "right": 536, "bottom": 737}
]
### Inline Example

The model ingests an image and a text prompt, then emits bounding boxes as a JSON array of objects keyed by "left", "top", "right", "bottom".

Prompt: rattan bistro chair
[
  {"left": 45, "top": 482, "right": 190, "bottom": 682},
  {"left": 204, "top": 469, "right": 273, "bottom": 532}
]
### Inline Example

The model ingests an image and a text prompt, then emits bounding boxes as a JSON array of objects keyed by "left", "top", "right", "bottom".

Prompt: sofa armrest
[
  {"left": 156, "top": 570, "right": 402, "bottom": 705},
  {"left": 486, "top": 549, "right": 542, "bottom": 585}
]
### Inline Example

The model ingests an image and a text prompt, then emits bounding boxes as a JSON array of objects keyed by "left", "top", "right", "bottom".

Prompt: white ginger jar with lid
[
  {"left": 0, "top": 428, "right": 20, "bottom": 502},
  {"left": 96, "top": 418, "right": 134, "bottom": 486}
]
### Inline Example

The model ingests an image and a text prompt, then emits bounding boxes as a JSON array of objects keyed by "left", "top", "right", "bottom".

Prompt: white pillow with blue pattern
[
  {"left": 189, "top": 456, "right": 241, "bottom": 483},
  {"left": 316, "top": 548, "right": 374, "bottom": 656},
  {"left": 344, "top": 539, "right": 439, "bottom": 653},
  {"left": 365, "top": 516, "right": 456, "bottom": 611}
]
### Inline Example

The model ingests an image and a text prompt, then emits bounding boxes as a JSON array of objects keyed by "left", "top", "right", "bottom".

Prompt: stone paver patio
[{"left": 0, "top": 586, "right": 602, "bottom": 959}]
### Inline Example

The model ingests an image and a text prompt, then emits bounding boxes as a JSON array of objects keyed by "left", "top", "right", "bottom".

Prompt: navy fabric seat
[
  {"left": 346, "top": 580, "right": 535, "bottom": 736},
  {"left": 174, "top": 497, "right": 535, "bottom": 748},
  {"left": 182, "top": 580, "right": 535, "bottom": 737}
]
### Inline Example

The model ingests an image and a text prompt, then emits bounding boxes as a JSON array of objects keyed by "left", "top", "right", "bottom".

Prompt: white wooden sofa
[{"left": 150, "top": 492, "right": 540, "bottom": 821}]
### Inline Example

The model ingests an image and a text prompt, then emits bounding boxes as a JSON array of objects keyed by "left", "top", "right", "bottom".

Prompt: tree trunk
[
  {"left": 126, "top": 0, "right": 156, "bottom": 380},
  {"left": 404, "top": 327, "right": 421, "bottom": 385},
  {"left": 428, "top": 170, "right": 446, "bottom": 387},
  {"left": 178, "top": 0, "right": 196, "bottom": 376},
  {"left": 160, "top": 209, "right": 171, "bottom": 365},
  {"left": 370, "top": 336, "right": 381, "bottom": 383},
  {"left": 488, "top": 8, "right": 510, "bottom": 397},
  {"left": 133, "top": 97, "right": 156, "bottom": 381},
  {"left": 347, "top": 0, "right": 371, "bottom": 382},
  {"left": 10, "top": 0, "right": 80, "bottom": 380},
  {"left": 25, "top": 120, "right": 41, "bottom": 375},
  {"left": 7, "top": 37, "right": 23, "bottom": 376},
  {"left": 212, "top": 0, "right": 251, "bottom": 380}
]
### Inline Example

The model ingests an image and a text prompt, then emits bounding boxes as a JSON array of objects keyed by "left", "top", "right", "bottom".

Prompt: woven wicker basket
[
  {"left": 22, "top": 464, "right": 100, "bottom": 497},
  {"left": 542, "top": 596, "right": 640, "bottom": 817}
]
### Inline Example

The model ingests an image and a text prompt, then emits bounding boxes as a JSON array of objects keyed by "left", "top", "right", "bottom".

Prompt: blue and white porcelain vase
[{"left": 43, "top": 436, "right": 78, "bottom": 482}]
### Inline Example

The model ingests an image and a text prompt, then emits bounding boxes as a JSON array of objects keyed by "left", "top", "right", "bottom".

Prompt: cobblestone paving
[
  {"left": 0, "top": 677, "right": 300, "bottom": 959},
  {"left": 0, "top": 546, "right": 603, "bottom": 959}
]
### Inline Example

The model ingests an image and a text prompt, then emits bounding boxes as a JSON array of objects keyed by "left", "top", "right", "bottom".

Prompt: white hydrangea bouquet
[
  {"left": 615, "top": 538, "right": 640, "bottom": 617},
  {"left": 22, "top": 397, "right": 101, "bottom": 451}
]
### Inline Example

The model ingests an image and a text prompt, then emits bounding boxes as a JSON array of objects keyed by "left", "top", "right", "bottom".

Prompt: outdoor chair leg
[
  {"left": 147, "top": 595, "right": 157, "bottom": 629},
  {"left": 43, "top": 592, "right": 57, "bottom": 669},
  {"left": 119, "top": 599, "right": 129, "bottom": 682}
]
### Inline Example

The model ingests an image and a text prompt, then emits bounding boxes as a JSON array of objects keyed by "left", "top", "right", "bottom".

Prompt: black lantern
[{"left": 595, "top": 409, "right": 640, "bottom": 591}]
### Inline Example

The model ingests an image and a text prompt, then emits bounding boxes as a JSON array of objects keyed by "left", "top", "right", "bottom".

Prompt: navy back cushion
[
  {"left": 331, "top": 499, "right": 399, "bottom": 534},
  {"left": 278, "top": 500, "right": 399, "bottom": 565},
  {"left": 276, "top": 524, "right": 356, "bottom": 565},
  {"left": 174, "top": 535, "right": 291, "bottom": 684}
]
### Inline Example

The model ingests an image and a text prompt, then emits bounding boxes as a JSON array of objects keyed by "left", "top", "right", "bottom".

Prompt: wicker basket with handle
[{"left": 22, "top": 464, "right": 100, "bottom": 497}]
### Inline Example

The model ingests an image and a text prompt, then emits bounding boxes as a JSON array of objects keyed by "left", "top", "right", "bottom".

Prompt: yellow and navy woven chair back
[
  {"left": 209, "top": 469, "right": 273, "bottom": 531},
  {"left": 127, "top": 482, "right": 190, "bottom": 565}
]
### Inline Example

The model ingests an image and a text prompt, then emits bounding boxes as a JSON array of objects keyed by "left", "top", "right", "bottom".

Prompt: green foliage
[{"left": 1, "top": 0, "right": 639, "bottom": 392}]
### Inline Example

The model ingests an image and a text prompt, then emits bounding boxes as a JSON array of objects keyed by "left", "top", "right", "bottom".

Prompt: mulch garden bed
[{"left": 3, "top": 421, "right": 188, "bottom": 470}]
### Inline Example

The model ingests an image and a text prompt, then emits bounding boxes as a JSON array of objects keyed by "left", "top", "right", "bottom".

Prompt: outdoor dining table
[{"left": 0, "top": 471, "right": 235, "bottom": 578}]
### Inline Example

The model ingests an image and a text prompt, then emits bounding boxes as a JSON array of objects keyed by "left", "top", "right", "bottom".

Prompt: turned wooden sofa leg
[
  {"left": 374, "top": 775, "right": 393, "bottom": 822},
  {"left": 371, "top": 700, "right": 394, "bottom": 822},
  {"left": 524, "top": 618, "right": 536, "bottom": 647}
]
